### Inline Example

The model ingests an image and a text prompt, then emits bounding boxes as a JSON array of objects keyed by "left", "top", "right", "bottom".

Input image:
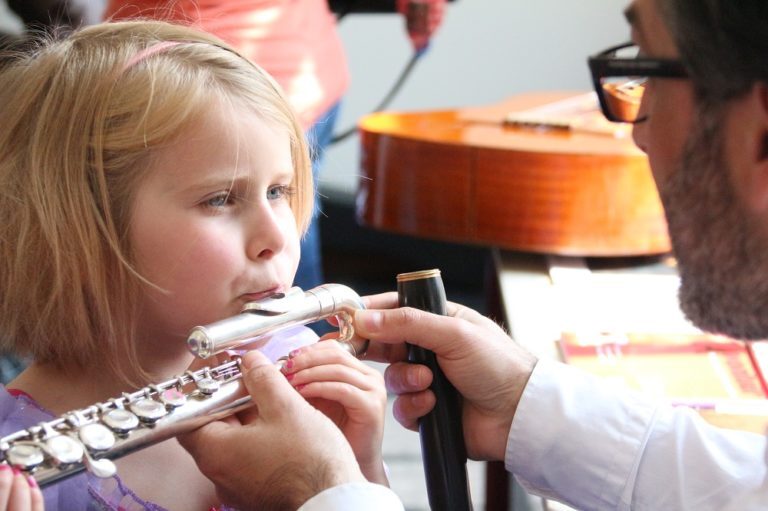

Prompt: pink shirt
[{"left": 106, "top": 0, "right": 349, "bottom": 130}]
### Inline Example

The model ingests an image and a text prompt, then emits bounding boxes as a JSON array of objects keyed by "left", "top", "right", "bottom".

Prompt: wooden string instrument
[{"left": 356, "top": 92, "right": 670, "bottom": 256}]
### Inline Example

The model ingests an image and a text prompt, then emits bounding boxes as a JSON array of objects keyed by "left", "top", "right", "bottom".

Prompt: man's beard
[{"left": 659, "top": 105, "right": 768, "bottom": 340}]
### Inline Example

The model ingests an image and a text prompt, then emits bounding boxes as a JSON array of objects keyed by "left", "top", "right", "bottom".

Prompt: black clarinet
[{"left": 397, "top": 269, "right": 472, "bottom": 510}]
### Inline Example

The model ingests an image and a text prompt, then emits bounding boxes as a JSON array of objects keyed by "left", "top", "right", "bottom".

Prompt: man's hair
[
  {"left": 0, "top": 21, "right": 313, "bottom": 384},
  {"left": 660, "top": 0, "right": 768, "bottom": 102}
]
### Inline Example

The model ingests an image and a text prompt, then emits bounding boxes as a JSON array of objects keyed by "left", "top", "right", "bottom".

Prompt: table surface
[{"left": 493, "top": 249, "right": 768, "bottom": 435}]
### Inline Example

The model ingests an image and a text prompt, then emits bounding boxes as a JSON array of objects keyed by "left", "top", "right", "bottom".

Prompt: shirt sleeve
[
  {"left": 298, "top": 482, "right": 405, "bottom": 511},
  {"left": 506, "top": 359, "right": 768, "bottom": 511}
]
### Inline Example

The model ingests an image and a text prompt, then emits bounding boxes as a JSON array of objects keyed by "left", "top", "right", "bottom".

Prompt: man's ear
[{"left": 732, "top": 82, "right": 768, "bottom": 213}]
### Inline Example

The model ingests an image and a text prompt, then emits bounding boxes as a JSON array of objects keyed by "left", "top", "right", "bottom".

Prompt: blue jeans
[{"left": 293, "top": 102, "right": 341, "bottom": 292}]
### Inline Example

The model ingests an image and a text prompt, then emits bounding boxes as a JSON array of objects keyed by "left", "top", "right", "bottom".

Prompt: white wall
[
  {"left": 1, "top": 0, "right": 631, "bottom": 201},
  {"left": 323, "top": 0, "right": 630, "bottom": 200},
  {"left": 0, "top": 0, "right": 22, "bottom": 35}
]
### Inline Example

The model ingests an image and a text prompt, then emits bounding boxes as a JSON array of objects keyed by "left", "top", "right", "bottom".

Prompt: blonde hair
[{"left": 0, "top": 21, "right": 313, "bottom": 384}]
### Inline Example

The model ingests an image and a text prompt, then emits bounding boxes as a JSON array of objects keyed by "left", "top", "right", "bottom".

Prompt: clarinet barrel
[{"left": 397, "top": 269, "right": 472, "bottom": 511}]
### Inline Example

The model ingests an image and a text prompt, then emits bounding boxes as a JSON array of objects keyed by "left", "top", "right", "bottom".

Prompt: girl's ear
[{"left": 729, "top": 82, "right": 768, "bottom": 213}]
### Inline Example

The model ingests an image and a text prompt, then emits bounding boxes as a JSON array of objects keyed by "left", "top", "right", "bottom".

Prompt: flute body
[{"left": 0, "top": 284, "right": 365, "bottom": 488}]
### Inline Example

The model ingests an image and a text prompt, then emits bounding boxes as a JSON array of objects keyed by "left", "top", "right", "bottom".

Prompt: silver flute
[{"left": 0, "top": 284, "right": 367, "bottom": 488}]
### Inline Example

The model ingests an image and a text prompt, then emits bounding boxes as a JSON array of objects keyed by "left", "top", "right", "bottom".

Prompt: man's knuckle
[{"left": 396, "top": 307, "right": 422, "bottom": 326}]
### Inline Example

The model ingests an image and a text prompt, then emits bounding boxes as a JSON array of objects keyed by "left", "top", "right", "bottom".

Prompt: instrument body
[
  {"left": 188, "top": 284, "right": 365, "bottom": 358},
  {"left": 357, "top": 92, "right": 670, "bottom": 256},
  {"left": 0, "top": 284, "right": 365, "bottom": 487},
  {"left": 398, "top": 269, "right": 472, "bottom": 510}
]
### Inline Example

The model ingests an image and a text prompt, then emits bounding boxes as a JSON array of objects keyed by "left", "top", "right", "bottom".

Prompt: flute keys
[
  {"left": 79, "top": 423, "right": 116, "bottom": 452},
  {"left": 102, "top": 408, "right": 140, "bottom": 434},
  {"left": 5, "top": 443, "right": 44, "bottom": 470},
  {"left": 83, "top": 453, "right": 117, "bottom": 479},
  {"left": 196, "top": 377, "right": 220, "bottom": 396},
  {"left": 130, "top": 398, "right": 167, "bottom": 424},
  {"left": 46, "top": 435, "right": 84, "bottom": 466},
  {"left": 159, "top": 388, "right": 186, "bottom": 409}
]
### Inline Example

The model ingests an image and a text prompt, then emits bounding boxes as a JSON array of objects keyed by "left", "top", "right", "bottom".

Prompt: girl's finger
[
  {"left": 297, "top": 381, "right": 378, "bottom": 414},
  {"left": 0, "top": 465, "right": 13, "bottom": 508},
  {"left": 7, "top": 469, "right": 31, "bottom": 511},
  {"left": 289, "top": 364, "right": 380, "bottom": 392},
  {"left": 29, "top": 476, "right": 43, "bottom": 511},
  {"left": 286, "top": 341, "right": 375, "bottom": 376}
]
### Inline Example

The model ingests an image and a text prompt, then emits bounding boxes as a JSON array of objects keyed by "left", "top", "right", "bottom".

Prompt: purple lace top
[{"left": 0, "top": 326, "right": 319, "bottom": 510}]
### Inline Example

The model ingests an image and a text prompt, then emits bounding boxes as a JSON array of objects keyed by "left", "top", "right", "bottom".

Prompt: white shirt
[
  {"left": 298, "top": 358, "right": 768, "bottom": 510},
  {"left": 299, "top": 482, "right": 404, "bottom": 510},
  {"left": 507, "top": 360, "right": 768, "bottom": 510}
]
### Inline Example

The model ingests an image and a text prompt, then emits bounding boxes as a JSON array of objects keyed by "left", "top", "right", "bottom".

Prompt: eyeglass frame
[{"left": 588, "top": 42, "right": 688, "bottom": 123}]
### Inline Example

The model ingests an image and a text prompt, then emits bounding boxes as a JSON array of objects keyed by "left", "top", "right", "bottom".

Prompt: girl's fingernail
[
  {"left": 283, "top": 359, "right": 294, "bottom": 371},
  {"left": 295, "top": 384, "right": 306, "bottom": 391},
  {"left": 0, "top": 464, "right": 9, "bottom": 471},
  {"left": 11, "top": 467, "right": 20, "bottom": 476},
  {"left": 285, "top": 373, "right": 294, "bottom": 382},
  {"left": 27, "top": 475, "right": 37, "bottom": 488},
  {"left": 289, "top": 348, "right": 301, "bottom": 358}
]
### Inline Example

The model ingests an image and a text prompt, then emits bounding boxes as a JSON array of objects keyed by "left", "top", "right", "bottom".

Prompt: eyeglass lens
[
  {"left": 600, "top": 44, "right": 645, "bottom": 123},
  {"left": 600, "top": 77, "right": 646, "bottom": 123}
]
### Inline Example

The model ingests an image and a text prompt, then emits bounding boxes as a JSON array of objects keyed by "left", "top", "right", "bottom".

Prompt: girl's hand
[
  {"left": 0, "top": 466, "right": 43, "bottom": 511},
  {"left": 280, "top": 340, "right": 389, "bottom": 485}
]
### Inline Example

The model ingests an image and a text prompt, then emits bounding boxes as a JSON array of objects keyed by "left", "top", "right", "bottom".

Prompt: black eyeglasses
[{"left": 588, "top": 42, "right": 688, "bottom": 123}]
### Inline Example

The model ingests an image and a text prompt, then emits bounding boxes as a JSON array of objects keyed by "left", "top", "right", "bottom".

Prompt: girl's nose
[{"left": 246, "top": 206, "right": 287, "bottom": 261}]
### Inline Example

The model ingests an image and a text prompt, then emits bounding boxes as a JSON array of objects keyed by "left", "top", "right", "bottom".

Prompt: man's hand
[
  {"left": 178, "top": 350, "right": 366, "bottom": 511},
  {"left": 357, "top": 292, "right": 537, "bottom": 461}
]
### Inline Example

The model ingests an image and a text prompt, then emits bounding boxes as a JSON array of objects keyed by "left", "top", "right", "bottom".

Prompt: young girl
[{"left": 0, "top": 20, "right": 388, "bottom": 509}]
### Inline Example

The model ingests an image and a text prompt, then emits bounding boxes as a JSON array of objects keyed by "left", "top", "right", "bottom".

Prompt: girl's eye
[
  {"left": 267, "top": 185, "right": 295, "bottom": 201},
  {"left": 205, "top": 192, "right": 233, "bottom": 208}
]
